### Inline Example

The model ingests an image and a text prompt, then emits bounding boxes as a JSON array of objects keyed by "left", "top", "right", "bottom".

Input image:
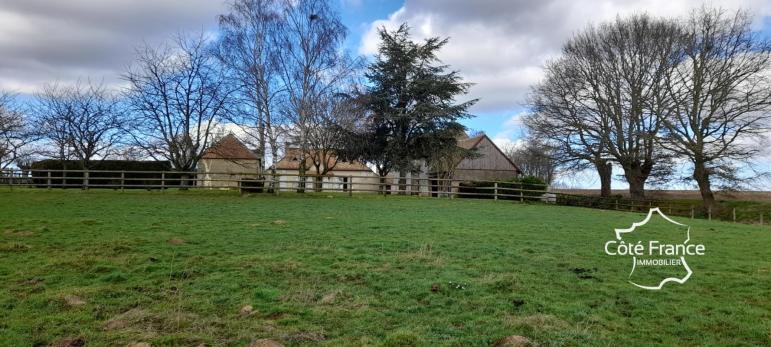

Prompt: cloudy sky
[{"left": 2, "top": 0, "right": 770, "bottom": 187}]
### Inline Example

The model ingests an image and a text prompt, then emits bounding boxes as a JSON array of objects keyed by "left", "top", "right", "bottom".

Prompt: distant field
[
  {"left": 553, "top": 188, "right": 771, "bottom": 201},
  {"left": 554, "top": 189, "right": 771, "bottom": 224},
  {"left": 0, "top": 190, "right": 768, "bottom": 346}
]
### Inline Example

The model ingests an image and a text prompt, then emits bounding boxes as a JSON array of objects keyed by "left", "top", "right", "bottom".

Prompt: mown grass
[{"left": 0, "top": 189, "right": 768, "bottom": 346}]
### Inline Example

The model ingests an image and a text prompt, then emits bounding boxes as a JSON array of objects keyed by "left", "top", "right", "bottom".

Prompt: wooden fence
[
  {"left": 0, "top": 169, "right": 551, "bottom": 201},
  {"left": 556, "top": 192, "right": 768, "bottom": 225},
  {"left": 0, "top": 169, "right": 766, "bottom": 225}
]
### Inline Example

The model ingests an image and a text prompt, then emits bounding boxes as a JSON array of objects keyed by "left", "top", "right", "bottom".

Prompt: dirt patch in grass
[
  {"left": 168, "top": 238, "right": 185, "bottom": 245},
  {"left": 4, "top": 229, "right": 34, "bottom": 237},
  {"left": 240, "top": 305, "right": 255, "bottom": 317},
  {"left": 569, "top": 267, "right": 598, "bottom": 280},
  {"left": 0, "top": 241, "right": 30, "bottom": 252},
  {"left": 494, "top": 335, "right": 533, "bottom": 347},
  {"left": 279, "top": 288, "right": 318, "bottom": 304},
  {"left": 271, "top": 219, "right": 287, "bottom": 225},
  {"left": 49, "top": 336, "right": 85, "bottom": 347},
  {"left": 319, "top": 290, "right": 342, "bottom": 305},
  {"left": 285, "top": 331, "right": 326, "bottom": 343},
  {"left": 104, "top": 308, "right": 152, "bottom": 331},
  {"left": 63, "top": 295, "right": 87, "bottom": 307},
  {"left": 248, "top": 339, "right": 284, "bottom": 347}
]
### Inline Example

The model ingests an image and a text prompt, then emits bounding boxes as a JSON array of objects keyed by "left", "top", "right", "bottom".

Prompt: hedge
[{"left": 458, "top": 176, "right": 548, "bottom": 200}]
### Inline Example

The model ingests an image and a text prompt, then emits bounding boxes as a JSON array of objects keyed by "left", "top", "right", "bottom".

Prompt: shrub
[{"left": 239, "top": 177, "right": 265, "bottom": 193}]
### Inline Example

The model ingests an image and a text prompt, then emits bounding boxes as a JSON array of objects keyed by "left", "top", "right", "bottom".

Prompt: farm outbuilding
[
  {"left": 386, "top": 133, "right": 522, "bottom": 196},
  {"left": 273, "top": 148, "right": 382, "bottom": 192},
  {"left": 453, "top": 133, "right": 521, "bottom": 181},
  {"left": 197, "top": 134, "right": 262, "bottom": 188}
]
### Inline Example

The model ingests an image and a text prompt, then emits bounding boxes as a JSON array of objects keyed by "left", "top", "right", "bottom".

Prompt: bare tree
[
  {"left": 538, "top": 15, "right": 680, "bottom": 199},
  {"left": 662, "top": 8, "right": 771, "bottom": 209},
  {"left": 425, "top": 128, "right": 478, "bottom": 194},
  {"left": 123, "top": 34, "right": 235, "bottom": 184},
  {"left": 302, "top": 90, "right": 364, "bottom": 191},
  {"left": 33, "top": 85, "right": 75, "bottom": 165},
  {"left": 504, "top": 138, "right": 556, "bottom": 184},
  {"left": 0, "top": 91, "right": 35, "bottom": 171},
  {"left": 526, "top": 61, "right": 614, "bottom": 197},
  {"left": 216, "top": 0, "right": 285, "bottom": 174},
  {"left": 273, "top": 0, "right": 349, "bottom": 192},
  {"left": 35, "top": 83, "right": 123, "bottom": 170}
]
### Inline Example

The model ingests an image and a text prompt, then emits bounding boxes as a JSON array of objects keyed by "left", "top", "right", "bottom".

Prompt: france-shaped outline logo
[{"left": 614, "top": 208, "right": 692, "bottom": 290}]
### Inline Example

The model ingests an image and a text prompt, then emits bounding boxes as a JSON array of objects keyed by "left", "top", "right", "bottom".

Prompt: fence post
[
  {"left": 47, "top": 171, "right": 52, "bottom": 190},
  {"left": 8, "top": 170, "right": 13, "bottom": 190},
  {"left": 120, "top": 171, "right": 125, "bottom": 192},
  {"left": 761, "top": 213, "right": 764, "bottom": 226},
  {"left": 615, "top": 199, "right": 619, "bottom": 210},
  {"left": 348, "top": 176, "right": 353, "bottom": 197},
  {"left": 519, "top": 183, "right": 523, "bottom": 202},
  {"left": 708, "top": 206, "right": 712, "bottom": 221},
  {"left": 274, "top": 176, "right": 280, "bottom": 196},
  {"left": 690, "top": 205, "right": 694, "bottom": 219},
  {"left": 732, "top": 208, "right": 736, "bottom": 223},
  {"left": 161, "top": 172, "right": 165, "bottom": 192},
  {"left": 494, "top": 182, "right": 498, "bottom": 201},
  {"left": 83, "top": 170, "right": 89, "bottom": 190}
]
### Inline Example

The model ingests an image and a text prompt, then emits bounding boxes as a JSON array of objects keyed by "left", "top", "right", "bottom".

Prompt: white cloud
[
  {"left": 360, "top": 0, "right": 771, "bottom": 114},
  {"left": 360, "top": 1, "right": 771, "bottom": 188},
  {"left": 0, "top": 0, "right": 224, "bottom": 93},
  {"left": 490, "top": 112, "right": 526, "bottom": 150}
]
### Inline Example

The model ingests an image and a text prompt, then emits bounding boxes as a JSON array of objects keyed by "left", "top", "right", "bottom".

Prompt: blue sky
[{"left": 1, "top": 0, "right": 770, "bottom": 189}]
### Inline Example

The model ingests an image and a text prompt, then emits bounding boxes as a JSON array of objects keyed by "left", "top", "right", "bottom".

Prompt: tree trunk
[
  {"left": 623, "top": 166, "right": 646, "bottom": 200},
  {"left": 314, "top": 175, "right": 323, "bottom": 192},
  {"left": 257, "top": 108, "right": 266, "bottom": 164},
  {"left": 297, "top": 164, "right": 306, "bottom": 193},
  {"left": 398, "top": 168, "right": 407, "bottom": 195},
  {"left": 379, "top": 175, "right": 387, "bottom": 195},
  {"left": 180, "top": 173, "right": 190, "bottom": 191},
  {"left": 693, "top": 161, "right": 716, "bottom": 211},
  {"left": 595, "top": 161, "right": 612, "bottom": 198}
]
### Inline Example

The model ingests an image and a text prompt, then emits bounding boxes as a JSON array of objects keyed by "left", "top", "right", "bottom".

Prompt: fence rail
[
  {"left": 0, "top": 169, "right": 766, "bottom": 226},
  {"left": 0, "top": 168, "right": 551, "bottom": 201}
]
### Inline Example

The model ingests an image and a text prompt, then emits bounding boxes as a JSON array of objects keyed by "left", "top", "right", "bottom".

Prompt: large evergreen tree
[{"left": 364, "top": 24, "right": 476, "bottom": 193}]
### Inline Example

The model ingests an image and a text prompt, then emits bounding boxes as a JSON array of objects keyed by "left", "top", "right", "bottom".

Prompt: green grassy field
[{"left": 0, "top": 190, "right": 768, "bottom": 346}]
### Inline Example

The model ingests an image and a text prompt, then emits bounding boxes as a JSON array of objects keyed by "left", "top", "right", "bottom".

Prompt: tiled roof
[
  {"left": 202, "top": 134, "right": 260, "bottom": 160},
  {"left": 457, "top": 135, "right": 485, "bottom": 150},
  {"left": 275, "top": 148, "right": 372, "bottom": 172}
]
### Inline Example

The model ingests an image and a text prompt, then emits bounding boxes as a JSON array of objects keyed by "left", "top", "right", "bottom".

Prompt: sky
[{"left": 1, "top": 0, "right": 770, "bottom": 188}]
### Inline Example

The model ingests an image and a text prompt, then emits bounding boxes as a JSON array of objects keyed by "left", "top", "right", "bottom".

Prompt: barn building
[{"left": 197, "top": 134, "right": 262, "bottom": 188}]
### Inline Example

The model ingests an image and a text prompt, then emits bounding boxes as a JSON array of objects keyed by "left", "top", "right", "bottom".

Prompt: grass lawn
[{"left": 0, "top": 190, "right": 768, "bottom": 346}]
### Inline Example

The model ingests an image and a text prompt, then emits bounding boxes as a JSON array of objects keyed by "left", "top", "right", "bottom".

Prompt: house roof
[
  {"left": 457, "top": 134, "right": 522, "bottom": 174},
  {"left": 202, "top": 134, "right": 260, "bottom": 160},
  {"left": 275, "top": 148, "right": 373, "bottom": 172},
  {"left": 458, "top": 134, "right": 485, "bottom": 150}
]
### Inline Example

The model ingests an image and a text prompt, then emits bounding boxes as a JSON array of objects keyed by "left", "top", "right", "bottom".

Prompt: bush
[{"left": 239, "top": 177, "right": 265, "bottom": 193}]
